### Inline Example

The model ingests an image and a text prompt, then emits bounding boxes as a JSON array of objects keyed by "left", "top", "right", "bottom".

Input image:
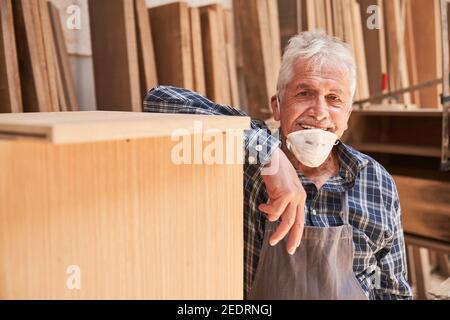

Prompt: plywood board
[
  {"left": 89, "top": 0, "right": 141, "bottom": 112},
  {"left": 233, "top": 0, "right": 274, "bottom": 119},
  {"left": 189, "top": 7, "right": 206, "bottom": 96},
  {"left": 199, "top": 4, "right": 230, "bottom": 105},
  {"left": 49, "top": 2, "right": 79, "bottom": 111},
  {"left": 0, "top": 111, "right": 250, "bottom": 144},
  {"left": 0, "top": 0, "right": 22, "bottom": 113},
  {"left": 358, "top": 0, "right": 388, "bottom": 101},
  {"left": 149, "top": 2, "right": 193, "bottom": 90},
  {"left": 0, "top": 133, "right": 244, "bottom": 299},
  {"left": 12, "top": 0, "right": 52, "bottom": 112},
  {"left": 394, "top": 175, "right": 450, "bottom": 243},
  {"left": 224, "top": 9, "right": 239, "bottom": 107},
  {"left": 134, "top": 0, "right": 157, "bottom": 97},
  {"left": 409, "top": 0, "right": 442, "bottom": 108}
]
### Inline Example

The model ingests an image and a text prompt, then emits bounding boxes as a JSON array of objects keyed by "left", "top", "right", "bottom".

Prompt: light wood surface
[
  {"left": 149, "top": 2, "right": 193, "bottom": 90},
  {"left": 0, "top": 111, "right": 250, "bottom": 144},
  {"left": 0, "top": 130, "right": 245, "bottom": 299},
  {"left": 134, "top": 0, "right": 157, "bottom": 97},
  {"left": 189, "top": 7, "right": 206, "bottom": 96}
]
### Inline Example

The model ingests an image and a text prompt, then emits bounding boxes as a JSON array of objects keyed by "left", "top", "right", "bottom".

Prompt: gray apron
[{"left": 248, "top": 191, "right": 368, "bottom": 300}]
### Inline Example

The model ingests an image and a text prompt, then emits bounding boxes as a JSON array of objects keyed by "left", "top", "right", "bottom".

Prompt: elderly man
[{"left": 143, "top": 31, "right": 413, "bottom": 300}]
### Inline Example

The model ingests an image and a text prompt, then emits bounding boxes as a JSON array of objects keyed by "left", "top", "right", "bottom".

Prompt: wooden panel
[
  {"left": 394, "top": 175, "right": 450, "bottom": 243},
  {"left": 149, "top": 2, "right": 193, "bottom": 90},
  {"left": 199, "top": 4, "right": 230, "bottom": 105},
  {"left": 12, "top": 0, "right": 52, "bottom": 112},
  {"left": 0, "top": 111, "right": 250, "bottom": 144},
  {"left": 410, "top": 0, "right": 442, "bottom": 108},
  {"left": 233, "top": 0, "right": 275, "bottom": 119},
  {"left": 404, "top": 0, "right": 420, "bottom": 105},
  {"left": 0, "top": 134, "right": 244, "bottom": 299},
  {"left": 351, "top": 0, "right": 369, "bottom": 100},
  {"left": 89, "top": 0, "right": 141, "bottom": 112},
  {"left": 383, "top": 0, "right": 411, "bottom": 104},
  {"left": 48, "top": 3, "right": 79, "bottom": 112},
  {"left": 189, "top": 7, "right": 206, "bottom": 96},
  {"left": 224, "top": 9, "right": 239, "bottom": 107},
  {"left": 134, "top": 0, "right": 157, "bottom": 97},
  {"left": 0, "top": 0, "right": 22, "bottom": 113},
  {"left": 358, "top": 0, "right": 387, "bottom": 101},
  {"left": 278, "top": 0, "right": 302, "bottom": 50},
  {"left": 38, "top": 0, "right": 59, "bottom": 112}
]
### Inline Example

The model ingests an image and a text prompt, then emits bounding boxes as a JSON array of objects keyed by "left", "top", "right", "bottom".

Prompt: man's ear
[{"left": 270, "top": 95, "right": 280, "bottom": 121}]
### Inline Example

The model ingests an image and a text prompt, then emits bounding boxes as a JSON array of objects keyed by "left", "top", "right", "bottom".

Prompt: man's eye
[
  {"left": 297, "top": 91, "right": 309, "bottom": 97},
  {"left": 327, "top": 95, "right": 340, "bottom": 102}
]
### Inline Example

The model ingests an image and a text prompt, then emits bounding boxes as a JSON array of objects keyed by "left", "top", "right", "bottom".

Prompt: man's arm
[
  {"left": 144, "top": 85, "right": 279, "bottom": 165},
  {"left": 144, "top": 85, "right": 305, "bottom": 254},
  {"left": 374, "top": 183, "right": 413, "bottom": 300}
]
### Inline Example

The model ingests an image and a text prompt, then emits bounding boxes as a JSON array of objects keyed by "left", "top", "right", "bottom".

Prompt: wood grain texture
[
  {"left": 189, "top": 7, "right": 206, "bottom": 96},
  {"left": 409, "top": 0, "right": 442, "bottom": 108},
  {"left": 149, "top": 2, "right": 193, "bottom": 90},
  {"left": 134, "top": 0, "right": 157, "bottom": 97},
  {"left": 358, "top": 0, "right": 387, "bottom": 101},
  {"left": 0, "top": 133, "right": 244, "bottom": 299},
  {"left": 199, "top": 4, "right": 231, "bottom": 106},
  {"left": 89, "top": 0, "right": 141, "bottom": 112},
  {"left": 394, "top": 175, "right": 450, "bottom": 243},
  {"left": 0, "top": 0, "right": 22, "bottom": 113},
  {"left": 0, "top": 111, "right": 250, "bottom": 144},
  {"left": 12, "top": 0, "right": 52, "bottom": 112},
  {"left": 224, "top": 9, "right": 239, "bottom": 107},
  {"left": 233, "top": 0, "right": 275, "bottom": 119},
  {"left": 48, "top": 3, "right": 79, "bottom": 112}
]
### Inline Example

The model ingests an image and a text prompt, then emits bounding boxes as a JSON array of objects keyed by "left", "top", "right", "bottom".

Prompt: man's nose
[{"left": 307, "top": 96, "right": 329, "bottom": 121}]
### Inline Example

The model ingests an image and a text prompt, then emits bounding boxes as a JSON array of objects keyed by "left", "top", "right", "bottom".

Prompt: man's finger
[
  {"left": 258, "top": 196, "right": 290, "bottom": 221},
  {"left": 286, "top": 204, "right": 305, "bottom": 255},
  {"left": 269, "top": 202, "right": 296, "bottom": 247}
]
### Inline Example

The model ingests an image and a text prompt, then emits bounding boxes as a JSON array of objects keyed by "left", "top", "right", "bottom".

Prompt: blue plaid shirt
[{"left": 143, "top": 85, "right": 413, "bottom": 300}]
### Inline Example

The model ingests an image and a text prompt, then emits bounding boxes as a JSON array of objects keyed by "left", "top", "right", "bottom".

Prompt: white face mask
[{"left": 286, "top": 129, "right": 338, "bottom": 168}]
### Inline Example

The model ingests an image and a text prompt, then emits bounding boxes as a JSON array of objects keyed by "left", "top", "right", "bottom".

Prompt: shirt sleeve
[
  {"left": 143, "top": 85, "right": 280, "bottom": 165},
  {"left": 374, "top": 180, "right": 414, "bottom": 300}
]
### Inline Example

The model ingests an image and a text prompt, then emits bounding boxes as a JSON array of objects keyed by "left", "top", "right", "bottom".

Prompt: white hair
[{"left": 276, "top": 30, "right": 357, "bottom": 101}]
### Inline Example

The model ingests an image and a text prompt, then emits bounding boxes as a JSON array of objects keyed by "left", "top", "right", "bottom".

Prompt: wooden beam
[
  {"left": 410, "top": 0, "right": 442, "bottom": 108},
  {"left": 224, "top": 9, "right": 239, "bottom": 107},
  {"left": 233, "top": 0, "right": 275, "bottom": 119},
  {"left": 12, "top": 0, "right": 52, "bottom": 112},
  {"left": 48, "top": 2, "right": 79, "bottom": 112},
  {"left": 199, "top": 4, "right": 230, "bottom": 105},
  {"left": 134, "top": 0, "right": 157, "bottom": 97},
  {"left": 189, "top": 7, "right": 206, "bottom": 96},
  {"left": 0, "top": 0, "right": 22, "bottom": 113},
  {"left": 149, "top": 2, "right": 193, "bottom": 90},
  {"left": 89, "top": 0, "right": 141, "bottom": 112}
]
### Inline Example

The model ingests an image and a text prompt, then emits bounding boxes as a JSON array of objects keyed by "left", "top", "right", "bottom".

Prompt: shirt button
[{"left": 312, "top": 209, "right": 317, "bottom": 215}]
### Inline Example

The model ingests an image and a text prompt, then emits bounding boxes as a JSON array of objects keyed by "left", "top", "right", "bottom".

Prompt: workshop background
[{"left": 0, "top": 0, "right": 449, "bottom": 300}]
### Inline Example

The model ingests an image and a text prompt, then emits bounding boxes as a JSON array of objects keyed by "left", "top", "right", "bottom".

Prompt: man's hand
[{"left": 259, "top": 147, "right": 306, "bottom": 255}]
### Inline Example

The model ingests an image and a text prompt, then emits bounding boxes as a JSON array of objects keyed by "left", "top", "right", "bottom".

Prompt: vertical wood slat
[
  {"left": 0, "top": 0, "right": 22, "bottom": 113},
  {"left": 134, "top": 0, "right": 157, "bottom": 97},
  {"left": 48, "top": 2, "right": 79, "bottom": 112},
  {"left": 89, "top": 0, "right": 141, "bottom": 112},
  {"left": 190, "top": 7, "right": 206, "bottom": 96},
  {"left": 149, "top": 2, "right": 193, "bottom": 91},
  {"left": 12, "top": 0, "right": 52, "bottom": 112}
]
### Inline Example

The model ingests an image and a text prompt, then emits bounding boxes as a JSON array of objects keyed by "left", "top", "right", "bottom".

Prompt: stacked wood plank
[
  {"left": 233, "top": 0, "right": 281, "bottom": 119},
  {"left": 0, "top": 0, "right": 78, "bottom": 113},
  {"left": 277, "top": 0, "right": 443, "bottom": 108}
]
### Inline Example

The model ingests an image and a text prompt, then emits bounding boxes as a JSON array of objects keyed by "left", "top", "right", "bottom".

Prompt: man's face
[{"left": 272, "top": 58, "right": 353, "bottom": 140}]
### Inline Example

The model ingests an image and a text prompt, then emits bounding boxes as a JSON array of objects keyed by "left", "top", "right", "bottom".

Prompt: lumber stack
[
  {"left": 0, "top": 0, "right": 79, "bottom": 113},
  {"left": 277, "top": 0, "right": 443, "bottom": 108}
]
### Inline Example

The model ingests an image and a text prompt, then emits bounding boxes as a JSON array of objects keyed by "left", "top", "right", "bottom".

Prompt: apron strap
[{"left": 340, "top": 191, "right": 350, "bottom": 225}]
